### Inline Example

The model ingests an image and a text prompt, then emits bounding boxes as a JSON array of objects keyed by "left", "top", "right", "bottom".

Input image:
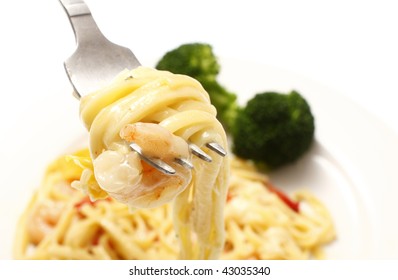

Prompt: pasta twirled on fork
[{"left": 73, "top": 67, "right": 229, "bottom": 259}]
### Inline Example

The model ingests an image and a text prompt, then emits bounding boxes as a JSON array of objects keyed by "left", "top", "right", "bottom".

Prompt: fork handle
[{"left": 59, "top": 0, "right": 108, "bottom": 46}]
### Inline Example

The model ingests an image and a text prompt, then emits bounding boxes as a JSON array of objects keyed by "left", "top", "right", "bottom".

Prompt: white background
[
  {"left": 0, "top": 0, "right": 397, "bottom": 260},
  {"left": 1, "top": 0, "right": 397, "bottom": 134},
  {"left": 1, "top": 260, "right": 398, "bottom": 279}
]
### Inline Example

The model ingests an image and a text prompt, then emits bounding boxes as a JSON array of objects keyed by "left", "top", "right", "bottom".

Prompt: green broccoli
[
  {"left": 156, "top": 43, "right": 315, "bottom": 169},
  {"left": 156, "top": 43, "right": 238, "bottom": 130},
  {"left": 156, "top": 43, "right": 220, "bottom": 82},
  {"left": 232, "top": 91, "right": 315, "bottom": 169}
]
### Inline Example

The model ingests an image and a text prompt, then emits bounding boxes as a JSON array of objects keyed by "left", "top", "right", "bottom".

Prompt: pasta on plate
[{"left": 14, "top": 150, "right": 335, "bottom": 259}]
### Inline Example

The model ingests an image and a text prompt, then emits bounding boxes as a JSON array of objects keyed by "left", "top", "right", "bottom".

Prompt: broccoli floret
[
  {"left": 156, "top": 43, "right": 315, "bottom": 169},
  {"left": 156, "top": 43, "right": 220, "bottom": 81},
  {"left": 156, "top": 43, "right": 238, "bottom": 130},
  {"left": 232, "top": 91, "right": 315, "bottom": 169}
]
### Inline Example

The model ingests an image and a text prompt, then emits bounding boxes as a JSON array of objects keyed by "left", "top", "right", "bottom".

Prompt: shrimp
[
  {"left": 26, "top": 201, "right": 64, "bottom": 245},
  {"left": 93, "top": 122, "right": 192, "bottom": 208}
]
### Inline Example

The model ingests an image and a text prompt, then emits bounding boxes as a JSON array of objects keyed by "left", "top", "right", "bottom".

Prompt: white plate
[
  {"left": 1, "top": 57, "right": 397, "bottom": 259},
  {"left": 219, "top": 58, "right": 398, "bottom": 259}
]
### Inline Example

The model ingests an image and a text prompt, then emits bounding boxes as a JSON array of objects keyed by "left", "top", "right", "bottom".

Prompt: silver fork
[{"left": 59, "top": 0, "right": 226, "bottom": 175}]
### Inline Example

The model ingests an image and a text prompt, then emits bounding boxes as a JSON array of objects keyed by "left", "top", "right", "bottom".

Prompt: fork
[{"left": 59, "top": 0, "right": 226, "bottom": 175}]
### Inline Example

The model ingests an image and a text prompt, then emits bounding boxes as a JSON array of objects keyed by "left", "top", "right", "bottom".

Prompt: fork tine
[
  {"left": 129, "top": 142, "right": 176, "bottom": 175},
  {"left": 206, "top": 142, "right": 227, "bottom": 157},
  {"left": 174, "top": 158, "right": 194, "bottom": 169},
  {"left": 189, "top": 143, "right": 213, "bottom": 162}
]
